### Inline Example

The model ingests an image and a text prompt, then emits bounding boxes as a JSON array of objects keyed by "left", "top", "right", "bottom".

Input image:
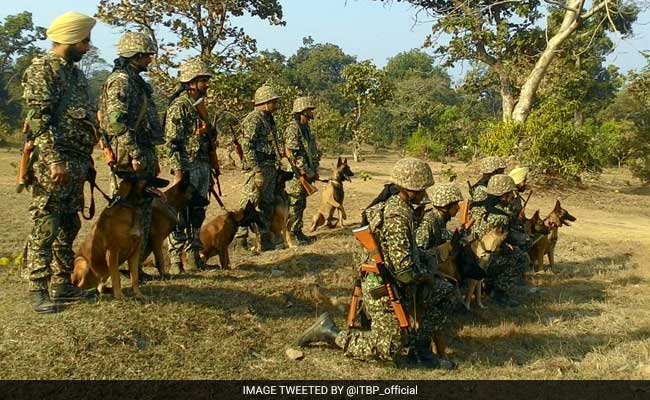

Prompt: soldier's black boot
[
  {"left": 30, "top": 290, "right": 60, "bottom": 314},
  {"left": 406, "top": 341, "right": 456, "bottom": 370},
  {"left": 50, "top": 283, "right": 97, "bottom": 304},
  {"left": 289, "top": 232, "right": 308, "bottom": 246},
  {"left": 297, "top": 312, "right": 340, "bottom": 347},
  {"left": 295, "top": 231, "right": 314, "bottom": 245}
]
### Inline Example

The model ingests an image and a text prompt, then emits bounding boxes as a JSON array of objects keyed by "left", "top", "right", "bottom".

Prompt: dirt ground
[{"left": 1, "top": 147, "right": 649, "bottom": 379}]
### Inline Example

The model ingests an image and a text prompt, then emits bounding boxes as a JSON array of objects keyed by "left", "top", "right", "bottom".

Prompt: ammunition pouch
[{"left": 368, "top": 285, "right": 388, "bottom": 300}]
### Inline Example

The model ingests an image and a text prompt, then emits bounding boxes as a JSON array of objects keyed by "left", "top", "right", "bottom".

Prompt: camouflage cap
[
  {"left": 291, "top": 96, "right": 316, "bottom": 114},
  {"left": 254, "top": 85, "right": 280, "bottom": 105},
  {"left": 430, "top": 184, "right": 463, "bottom": 207},
  {"left": 178, "top": 58, "right": 212, "bottom": 83},
  {"left": 390, "top": 157, "right": 434, "bottom": 191},
  {"left": 487, "top": 174, "right": 516, "bottom": 196},
  {"left": 116, "top": 32, "right": 156, "bottom": 58},
  {"left": 480, "top": 156, "right": 507, "bottom": 174}
]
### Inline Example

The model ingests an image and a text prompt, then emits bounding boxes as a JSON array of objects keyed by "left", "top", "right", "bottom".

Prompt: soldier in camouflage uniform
[
  {"left": 508, "top": 167, "right": 530, "bottom": 223},
  {"left": 470, "top": 156, "right": 506, "bottom": 202},
  {"left": 98, "top": 32, "right": 163, "bottom": 279},
  {"left": 285, "top": 96, "right": 320, "bottom": 245},
  {"left": 234, "top": 85, "right": 282, "bottom": 252},
  {"left": 22, "top": 12, "right": 99, "bottom": 313},
  {"left": 165, "top": 58, "right": 213, "bottom": 272},
  {"left": 298, "top": 158, "right": 456, "bottom": 370},
  {"left": 416, "top": 184, "right": 463, "bottom": 249},
  {"left": 469, "top": 174, "right": 527, "bottom": 307}
]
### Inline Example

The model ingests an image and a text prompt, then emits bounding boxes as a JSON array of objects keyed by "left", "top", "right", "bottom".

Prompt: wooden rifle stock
[
  {"left": 346, "top": 281, "right": 362, "bottom": 329},
  {"left": 95, "top": 111, "right": 116, "bottom": 167},
  {"left": 194, "top": 97, "right": 223, "bottom": 197},
  {"left": 283, "top": 148, "right": 318, "bottom": 196},
  {"left": 353, "top": 226, "right": 383, "bottom": 264}
]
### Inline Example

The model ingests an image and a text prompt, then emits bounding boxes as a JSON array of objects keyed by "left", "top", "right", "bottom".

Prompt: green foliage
[
  {"left": 588, "top": 119, "right": 636, "bottom": 168},
  {"left": 478, "top": 121, "right": 521, "bottom": 157},
  {"left": 405, "top": 127, "right": 445, "bottom": 161}
]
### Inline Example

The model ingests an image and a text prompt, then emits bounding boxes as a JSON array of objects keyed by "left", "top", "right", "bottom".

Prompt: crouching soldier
[
  {"left": 297, "top": 158, "right": 456, "bottom": 370},
  {"left": 416, "top": 184, "right": 463, "bottom": 249},
  {"left": 165, "top": 58, "right": 213, "bottom": 272},
  {"left": 470, "top": 156, "right": 506, "bottom": 202},
  {"left": 469, "top": 174, "right": 528, "bottom": 307}
]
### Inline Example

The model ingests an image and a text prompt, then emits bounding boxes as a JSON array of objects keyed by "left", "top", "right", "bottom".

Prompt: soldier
[
  {"left": 98, "top": 31, "right": 163, "bottom": 279},
  {"left": 22, "top": 12, "right": 99, "bottom": 313},
  {"left": 285, "top": 96, "right": 320, "bottom": 245},
  {"left": 234, "top": 84, "right": 282, "bottom": 252},
  {"left": 165, "top": 58, "right": 213, "bottom": 272},
  {"left": 297, "top": 158, "right": 455, "bottom": 370},
  {"left": 470, "top": 156, "right": 506, "bottom": 202},
  {"left": 509, "top": 167, "right": 530, "bottom": 220},
  {"left": 469, "top": 174, "right": 527, "bottom": 307},
  {"left": 416, "top": 184, "right": 463, "bottom": 249}
]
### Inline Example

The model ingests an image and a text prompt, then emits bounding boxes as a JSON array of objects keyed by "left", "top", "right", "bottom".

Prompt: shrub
[
  {"left": 478, "top": 121, "right": 521, "bottom": 157},
  {"left": 406, "top": 127, "right": 445, "bottom": 161}
]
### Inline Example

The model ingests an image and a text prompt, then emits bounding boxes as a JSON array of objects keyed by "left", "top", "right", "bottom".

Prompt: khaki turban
[
  {"left": 509, "top": 167, "right": 529, "bottom": 185},
  {"left": 46, "top": 12, "right": 96, "bottom": 44}
]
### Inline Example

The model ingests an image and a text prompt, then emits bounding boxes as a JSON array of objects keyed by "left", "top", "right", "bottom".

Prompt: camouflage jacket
[
  {"left": 284, "top": 120, "right": 320, "bottom": 176},
  {"left": 365, "top": 194, "right": 431, "bottom": 287},
  {"left": 469, "top": 203, "right": 510, "bottom": 241},
  {"left": 471, "top": 184, "right": 488, "bottom": 202},
  {"left": 164, "top": 92, "right": 210, "bottom": 171},
  {"left": 415, "top": 208, "right": 452, "bottom": 250},
  {"left": 98, "top": 65, "right": 162, "bottom": 165},
  {"left": 22, "top": 52, "right": 97, "bottom": 164},
  {"left": 240, "top": 109, "right": 279, "bottom": 171}
]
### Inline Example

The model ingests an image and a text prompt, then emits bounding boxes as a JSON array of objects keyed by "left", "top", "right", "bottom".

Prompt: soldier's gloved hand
[
  {"left": 131, "top": 158, "right": 143, "bottom": 172},
  {"left": 174, "top": 170, "right": 184, "bottom": 184},
  {"left": 50, "top": 162, "right": 69, "bottom": 185}
]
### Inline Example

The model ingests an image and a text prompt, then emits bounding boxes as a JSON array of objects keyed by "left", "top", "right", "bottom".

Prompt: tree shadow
[{"left": 619, "top": 185, "right": 650, "bottom": 196}]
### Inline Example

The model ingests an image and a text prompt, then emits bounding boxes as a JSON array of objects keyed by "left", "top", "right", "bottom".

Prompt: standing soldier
[
  {"left": 298, "top": 158, "right": 455, "bottom": 370},
  {"left": 285, "top": 96, "right": 320, "bottom": 245},
  {"left": 98, "top": 31, "right": 163, "bottom": 279},
  {"left": 234, "top": 84, "right": 282, "bottom": 252},
  {"left": 470, "top": 156, "right": 506, "bottom": 202},
  {"left": 21, "top": 12, "right": 99, "bottom": 313},
  {"left": 165, "top": 58, "right": 213, "bottom": 272}
]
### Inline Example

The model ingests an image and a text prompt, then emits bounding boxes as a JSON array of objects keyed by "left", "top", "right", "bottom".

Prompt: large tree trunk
[{"left": 511, "top": 0, "right": 588, "bottom": 122}]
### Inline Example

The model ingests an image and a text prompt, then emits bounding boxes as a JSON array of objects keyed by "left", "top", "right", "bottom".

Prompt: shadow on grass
[
  {"left": 236, "top": 251, "right": 352, "bottom": 278},
  {"left": 551, "top": 253, "right": 634, "bottom": 280}
]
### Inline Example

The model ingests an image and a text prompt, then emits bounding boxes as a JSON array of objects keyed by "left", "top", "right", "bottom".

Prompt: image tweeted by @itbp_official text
[{"left": 242, "top": 384, "right": 418, "bottom": 397}]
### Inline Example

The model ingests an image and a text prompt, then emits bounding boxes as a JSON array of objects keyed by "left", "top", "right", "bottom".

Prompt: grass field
[{"left": 1, "top": 147, "right": 649, "bottom": 379}]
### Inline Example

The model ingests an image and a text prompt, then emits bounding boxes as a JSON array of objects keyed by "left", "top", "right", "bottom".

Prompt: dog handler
[
  {"left": 22, "top": 12, "right": 99, "bottom": 313},
  {"left": 165, "top": 58, "right": 214, "bottom": 272},
  {"left": 284, "top": 96, "right": 321, "bottom": 246}
]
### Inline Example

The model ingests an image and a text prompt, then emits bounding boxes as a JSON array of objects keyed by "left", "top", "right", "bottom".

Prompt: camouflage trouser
[
  {"left": 285, "top": 177, "right": 306, "bottom": 234},
  {"left": 26, "top": 157, "right": 90, "bottom": 290},
  {"left": 335, "top": 278, "right": 407, "bottom": 361},
  {"left": 412, "top": 277, "right": 459, "bottom": 343},
  {"left": 236, "top": 165, "right": 277, "bottom": 239},
  {"left": 168, "top": 162, "right": 210, "bottom": 264},
  {"left": 486, "top": 248, "right": 528, "bottom": 292}
]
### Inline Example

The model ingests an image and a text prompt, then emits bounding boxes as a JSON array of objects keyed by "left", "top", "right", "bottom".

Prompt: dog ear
[
  {"left": 554, "top": 199, "right": 561, "bottom": 211},
  {"left": 533, "top": 209, "right": 540, "bottom": 220},
  {"left": 337, "top": 157, "right": 342, "bottom": 167},
  {"left": 344, "top": 157, "right": 348, "bottom": 164}
]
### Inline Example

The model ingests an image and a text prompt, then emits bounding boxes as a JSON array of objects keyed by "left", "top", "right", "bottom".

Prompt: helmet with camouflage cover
[
  {"left": 480, "top": 156, "right": 507, "bottom": 174},
  {"left": 486, "top": 174, "right": 516, "bottom": 196},
  {"left": 178, "top": 58, "right": 212, "bottom": 83},
  {"left": 430, "top": 184, "right": 463, "bottom": 207},
  {"left": 390, "top": 157, "right": 434, "bottom": 191},
  {"left": 292, "top": 96, "right": 316, "bottom": 114},
  {"left": 116, "top": 32, "right": 156, "bottom": 58},
  {"left": 254, "top": 85, "right": 280, "bottom": 105}
]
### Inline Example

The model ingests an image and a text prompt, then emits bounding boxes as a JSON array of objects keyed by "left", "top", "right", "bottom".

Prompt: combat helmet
[
  {"left": 486, "top": 174, "right": 516, "bottom": 196},
  {"left": 430, "top": 184, "right": 463, "bottom": 207},
  {"left": 480, "top": 156, "right": 507, "bottom": 174},
  {"left": 178, "top": 58, "right": 212, "bottom": 83},
  {"left": 116, "top": 32, "right": 156, "bottom": 58},
  {"left": 254, "top": 85, "right": 280, "bottom": 105},
  {"left": 390, "top": 158, "right": 434, "bottom": 191},
  {"left": 292, "top": 96, "right": 316, "bottom": 114}
]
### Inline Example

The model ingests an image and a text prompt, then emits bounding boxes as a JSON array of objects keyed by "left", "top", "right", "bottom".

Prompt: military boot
[
  {"left": 50, "top": 283, "right": 97, "bottom": 304},
  {"left": 405, "top": 341, "right": 456, "bottom": 370},
  {"left": 295, "top": 231, "right": 314, "bottom": 245},
  {"left": 297, "top": 312, "right": 340, "bottom": 347},
  {"left": 30, "top": 290, "right": 60, "bottom": 314},
  {"left": 289, "top": 232, "right": 308, "bottom": 246},
  {"left": 259, "top": 233, "right": 275, "bottom": 252}
]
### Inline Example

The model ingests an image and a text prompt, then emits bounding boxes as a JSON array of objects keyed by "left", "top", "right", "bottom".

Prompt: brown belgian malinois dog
[
  {"left": 309, "top": 157, "right": 354, "bottom": 231},
  {"left": 527, "top": 199, "right": 576, "bottom": 273}
]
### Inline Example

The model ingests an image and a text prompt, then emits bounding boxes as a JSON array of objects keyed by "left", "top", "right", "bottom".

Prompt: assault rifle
[
  {"left": 228, "top": 124, "right": 244, "bottom": 160},
  {"left": 193, "top": 97, "right": 224, "bottom": 208},
  {"left": 518, "top": 191, "right": 533, "bottom": 219},
  {"left": 95, "top": 111, "right": 117, "bottom": 168}
]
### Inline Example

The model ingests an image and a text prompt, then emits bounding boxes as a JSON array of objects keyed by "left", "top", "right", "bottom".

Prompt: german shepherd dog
[
  {"left": 72, "top": 173, "right": 169, "bottom": 299},
  {"left": 528, "top": 200, "right": 576, "bottom": 272},
  {"left": 268, "top": 169, "right": 296, "bottom": 249},
  {"left": 309, "top": 157, "right": 354, "bottom": 231},
  {"left": 199, "top": 201, "right": 261, "bottom": 269}
]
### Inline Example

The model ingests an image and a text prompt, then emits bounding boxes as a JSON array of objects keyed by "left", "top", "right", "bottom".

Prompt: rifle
[
  {"left": 459, "top": 199, "right": 475, "bottom": 231},
  {"left": 351, "top": 225, "right": 410, "bottom": 330},
  {"left": 16, "top": 119, "right": 35, "bottom": 193},
  {"left": 94, "top": 111, "right": 117, "bottom": 168},
  {"left": 269, "top": 124, "right": 318, "bottom": 196},
  {"left": 193, "top": 97, "right": 223, "bottom": 200},
  {"left": 518, "top": 190, "right": 533, "bottom": 219},
  {"left": 228, "top": 124, "right": 244, "bottom": 160}
]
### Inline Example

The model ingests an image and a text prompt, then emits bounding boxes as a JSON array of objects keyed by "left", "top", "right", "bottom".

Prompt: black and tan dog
[
  {"left": 72, "top": 173, "right": 169, "bottom": 299},
  {"left": 309, "top": 157, "right": 354, "bottom": 231},
  {"left": 266, "top": 169, "right": 296, "bottom": 249},
  {"left": 528, "top": 200, "right": 576, "bottom": 272},
  {"left": 200, "top": 201, "right": 261, "bottom": 269}
]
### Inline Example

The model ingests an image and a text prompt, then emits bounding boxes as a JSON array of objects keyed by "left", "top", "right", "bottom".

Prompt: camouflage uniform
[
  {"left": 236, "top": 85, "right": 281, "bottom": 247},
  {"left": 22, "top": 52, "right": 97, "bottom": 290},
  {"left": 470, "top": 156, "right": 506, "bottom": 202},
  {"left": 98, "top": 32, "right": 162, "bottom": 267},
  {"left": 164, "top": 59, "right": 213, "bottom": 268},
  {"left": 285, "top": 97, "right": 320, "bottom": 236}
]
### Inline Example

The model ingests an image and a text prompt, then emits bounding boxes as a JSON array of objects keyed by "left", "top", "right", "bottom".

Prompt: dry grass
[{"left": 1, "top": 148, "right": 649, "bottom": 379}]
